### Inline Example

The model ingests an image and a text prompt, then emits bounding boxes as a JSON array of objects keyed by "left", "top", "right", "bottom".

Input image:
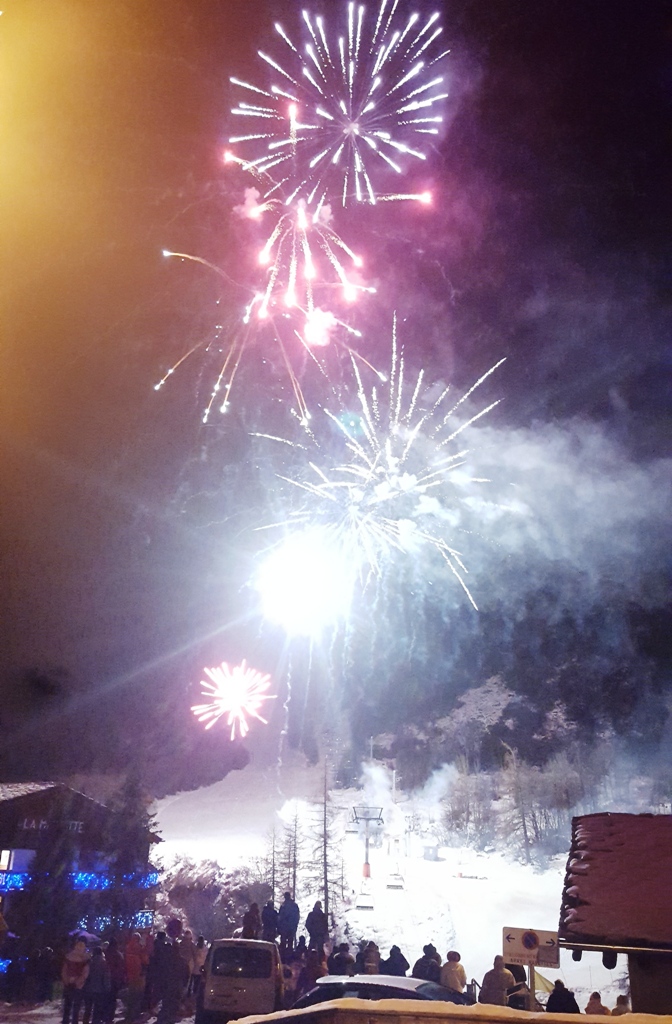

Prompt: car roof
[
  {"left": 210, "top": 939, "right": 277, "bottom": 950},
  {"left": 314, "top": 975, "right": 426, "bottom": 991}
]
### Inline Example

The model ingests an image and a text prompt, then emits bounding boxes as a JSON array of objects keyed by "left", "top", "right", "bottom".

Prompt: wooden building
[
  {"left": 0, "top": 783, "right": 160, "bottom": 935},
  {"left": 559, "top": 811, "right": 672, "bottom": 1014}
]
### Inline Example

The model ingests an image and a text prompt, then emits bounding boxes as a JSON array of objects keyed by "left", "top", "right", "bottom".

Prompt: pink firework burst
[{"left": 191, "top": 660, "right": 276, "bottom": 740}]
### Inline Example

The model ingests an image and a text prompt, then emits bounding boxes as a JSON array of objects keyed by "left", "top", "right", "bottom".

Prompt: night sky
[{"left": 1, "top": 0, "right": 671, "bottom": 791}]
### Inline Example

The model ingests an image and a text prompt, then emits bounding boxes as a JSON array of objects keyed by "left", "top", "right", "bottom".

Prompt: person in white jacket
[
  {"left": 440, "top": 950, "right": 467, "bottom": 993},
  {"left": 480, "top": 956, "right": 515, "bottom": 1005}
]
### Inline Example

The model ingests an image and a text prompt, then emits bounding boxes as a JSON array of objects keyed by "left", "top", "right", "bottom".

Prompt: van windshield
[{"left": 211, "top": 947, "right": 273, "bottom": 979}]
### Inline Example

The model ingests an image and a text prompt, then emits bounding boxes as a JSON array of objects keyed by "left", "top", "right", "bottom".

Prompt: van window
[{"left": 211, "top": 947, "right": 273, "bottom": 979}]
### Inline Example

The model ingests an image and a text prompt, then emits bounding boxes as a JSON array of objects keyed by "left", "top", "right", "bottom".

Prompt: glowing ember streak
[
  {"left": 229, "top": 2, "right": 450, "bottom": 205},
  {"left": 251, "top": 197, "right": 373, "bottom": 320},
  {"left": 191, "top": 660, "right": 276, "bottom": 740}
]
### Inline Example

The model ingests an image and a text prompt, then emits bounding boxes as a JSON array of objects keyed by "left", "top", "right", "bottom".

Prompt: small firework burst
[{"left": 191, "top": 660, "right": 276, "bottom": 740}]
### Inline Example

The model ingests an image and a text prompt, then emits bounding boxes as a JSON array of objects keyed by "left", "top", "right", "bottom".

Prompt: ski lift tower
[
  {"left": 352, "top": 805, "right": 383, "bottom": 911},
  {"left": 352, "top": 805, "right": 384, "bottom": 879}
]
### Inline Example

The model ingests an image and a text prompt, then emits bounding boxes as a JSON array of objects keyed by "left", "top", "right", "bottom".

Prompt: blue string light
[
  {"left": 78, "top": 910, "right": 155, "bottom": 932},
  {"left": 0, "top": 870, "right": 158, "bottom": 892},
  {"left": 0, "top": 872, "right": 30, "bottom": 891}
]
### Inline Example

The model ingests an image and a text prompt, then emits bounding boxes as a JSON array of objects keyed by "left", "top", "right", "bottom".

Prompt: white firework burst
[
  {"left": 255, "top": 318, "right": 505, "bottom": 610},
  {"left": 229, "top": 1, "right": 450, "bottom": 206}
]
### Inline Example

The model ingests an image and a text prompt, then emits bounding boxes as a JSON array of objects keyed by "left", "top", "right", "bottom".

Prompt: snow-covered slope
[{"left": 155, "top": 754, "right": 628, "bottom": 1007}]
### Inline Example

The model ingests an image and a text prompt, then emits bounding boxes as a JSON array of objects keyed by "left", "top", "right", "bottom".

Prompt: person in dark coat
[
  {"left": 504, "top": 962, "right": 528, "bottom": 1010},
  {"left": 328, "top": 943, "right": 355, "bottom": 976},
  {"left": 412, "top": 945, "right": 441, "bottom": 984},
  {"left": 242, "top": 903, "right": 261, "bottom": 940},
  {"left": 362, "top": 942, "right": 380, "bottom": 974},
  {"left": 546, "top": 980, "right": 581, "bottom": 1014},
  {"left": 86, "top": 947, "right": 111, "bottom": 1024},
  {"left": 381, "top": 945, "right": 410, "bottom": 977},
  {"left": 261, "top": 901, "right": 279, "bottom": 943},
  {"left": 278, "top": 893, "right": 300, "bottom": 955},
  {"left": 155, "top": 942, "right": 189, "bottom": 1024},
  {"left": 38, "top": 947, "right": 58, "bottom": 1002},
  {"left": 104, "top": 938, "right": 126, "bottom": 1023},
  {"left": 305, "top": 901, "right": 329, "bottom": 953},
  {"left": 145, "top": 934, "right": 171, "bottom": 1016},
  {"left": 296, "top": 949, "right": 327, "bottom": 998}
]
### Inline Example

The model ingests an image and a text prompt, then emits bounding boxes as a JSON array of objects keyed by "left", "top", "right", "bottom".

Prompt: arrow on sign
[
  {"left": 505, "top": 934, "right": 515, "bottom": 943},
  {"left": 545, "top": 939, "right": 556, "bottom": 947}
]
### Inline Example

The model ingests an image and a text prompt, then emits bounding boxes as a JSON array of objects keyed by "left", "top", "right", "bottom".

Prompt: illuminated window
[{"left": 0, "top": 851, "right": 10, "bottom": 872}]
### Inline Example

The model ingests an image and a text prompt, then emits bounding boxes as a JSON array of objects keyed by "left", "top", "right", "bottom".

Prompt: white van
[{"left": 196, "top": 938, "right": 284, "bottom": 1024}]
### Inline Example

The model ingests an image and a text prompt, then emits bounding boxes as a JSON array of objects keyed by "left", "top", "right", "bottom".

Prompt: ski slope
[{"left": 155, "top": 753, "right": 629, "bottom": 1007}]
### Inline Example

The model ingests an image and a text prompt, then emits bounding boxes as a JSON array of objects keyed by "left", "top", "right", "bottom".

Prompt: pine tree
[
  {"left": 101, "top": 772, "right": 160, "bottom": 928},
  {"left": 305, "top": 760, "right": 346, "bottom": 924},
  {"left": 8, "top": 830, "right": 92, "bottom": 949},
  {"left": 160, "top": 858, "right": 271, "bottom": 939},
  {"left": 254, "top": 827, "right": 280, "bottom": 904},
  {"left": 501, "top": 744, "right": 533, "bottom": 863},
  {"left": 279, "top": 803, "right": 306, "bottom": 900}
]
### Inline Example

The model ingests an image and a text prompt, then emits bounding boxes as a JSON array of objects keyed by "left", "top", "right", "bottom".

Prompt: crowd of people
[
  {"left": 0, "top": 894, "right": 632, "bottom": 1021},
  {"left": 0, "top": 927, "right": 207, "bottom": 1024},
  {"left": 236, "top": 896, "right": 632, "bottom": 1016}
]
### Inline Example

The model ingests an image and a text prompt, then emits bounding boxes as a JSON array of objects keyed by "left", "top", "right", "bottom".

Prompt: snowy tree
[
  {"left": 500, "top": 744, "right": 535, "bottom": 862},
  {"left": 159, "top": 857, "right": 271, "bottom": 939},
  {"left": 254, "top": 827, "right": 281, "bottom": 904},
  {"left": 435, "top": 677, "right": 516, "bottom": 771},
  {"left": 279, "top": 803, "right": 307, "bottom": 901},
  {"left": 304, "top": 761, "right": 347, "bottom": 924},
  {"left": 444, "top": 761, "right": 496, "bottom": 846}
]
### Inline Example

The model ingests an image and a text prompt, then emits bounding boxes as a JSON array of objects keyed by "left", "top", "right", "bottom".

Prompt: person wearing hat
[
  {"left": 480, "top": 956, "right": 515, "bottom": 1006},
  {"left": 440, "top": 950, "right": 467, "bottom": 993},
  {"left": 412, "top": 944, "right": 441, "bottom": 983},
  {"left": 381, "top": 945, "right": 409, "bottom": 977}
]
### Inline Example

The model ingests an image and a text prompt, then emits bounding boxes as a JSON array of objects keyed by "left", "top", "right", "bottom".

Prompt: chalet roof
[
  {"left": 559, "top": 812, "right": 672, "bottom": 950},
  {"left": 0, "top": 783, "right": 58, "bottom": 802},
  {"left": 0, "top": 782, "right": 109, "bottom": 811},
  {"left": 0, "top": 783, "right": 161, "bottom": 843}
]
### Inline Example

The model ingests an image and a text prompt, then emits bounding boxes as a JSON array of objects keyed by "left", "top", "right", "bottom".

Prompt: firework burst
[
  {"left": 229, "top": 1, "right": 449, "bottom": 205},
  {"left": 191, "top": 660, "right": 276, "bottom": 740},
  {"left": 157, "top": 186, "right": 379, "bottom": 424},
  {"left": 256, "top": 319, "right": 505, "bottom": 610}
]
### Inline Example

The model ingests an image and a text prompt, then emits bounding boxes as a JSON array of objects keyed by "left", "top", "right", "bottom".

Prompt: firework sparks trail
[
  {"left": 191, "top": 660, "right": 276, "bottom": 740},
  {"left": 251, "top": 196, "right": 374, "bottom": 317},
  {"left": 229, "top": 1, "right": 450, "bottom": 205},
  {"left": 256, "top": 319, "right": 506, "bottom": 611},
  {"left": 156, "top": 209, "right": 379, "bottom": 425}
]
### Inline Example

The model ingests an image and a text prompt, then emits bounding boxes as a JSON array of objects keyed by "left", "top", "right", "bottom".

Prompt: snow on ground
[
  {"left": 155, "top": 754, "right": 629, "bottom": 1008},
  {"left": 241, "top": 1002, "right": 668, "bottom": 1024}
]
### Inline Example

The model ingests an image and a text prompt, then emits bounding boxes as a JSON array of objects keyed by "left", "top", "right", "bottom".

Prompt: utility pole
[
  {"left": 270, "top": 828, "right": 277, "bottom": 903},
  {"left": 322, "top": 758, "right": 329, "bottom": 919}
]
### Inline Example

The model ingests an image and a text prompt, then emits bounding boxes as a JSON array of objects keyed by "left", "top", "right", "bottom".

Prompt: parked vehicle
[
  {"left": 293, "top": 973, "right": 473, "bottom": 1010},
  {"left": 196, "top": 938, "right": 284, "bottom": 1024}
]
